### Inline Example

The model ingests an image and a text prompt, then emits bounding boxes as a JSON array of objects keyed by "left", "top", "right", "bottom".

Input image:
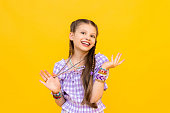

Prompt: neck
[{"left": 71, "top": 50, "right": 88, "bottom": 65}]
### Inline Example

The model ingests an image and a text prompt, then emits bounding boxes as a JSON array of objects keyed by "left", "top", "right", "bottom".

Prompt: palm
[
  {"left": 39, "top": 70, "right": 61, "bottom": 93},
  {"left": 102, "top": 52, "right": 125, "bottom": 69},
  {"left": 44, "top": 76, "right": 60, "bottom": 91}
]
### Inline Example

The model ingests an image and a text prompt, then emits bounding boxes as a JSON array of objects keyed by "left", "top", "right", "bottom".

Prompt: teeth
[{"left": 81, "top": 41, "right": 90, "bottom": 46}]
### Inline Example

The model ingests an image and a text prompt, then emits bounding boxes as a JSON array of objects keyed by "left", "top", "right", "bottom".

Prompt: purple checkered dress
[{"left": 52, "top": 52, "right": 109, "bottom": 113}]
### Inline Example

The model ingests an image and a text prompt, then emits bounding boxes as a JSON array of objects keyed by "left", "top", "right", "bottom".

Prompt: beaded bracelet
[
  {"left": 95, "top": 73, "right": 108, "bottom": 82},
  {"left": 52, "top": 91, "right": 62, "bottom": 99},
  {"left": 98, "top": 71, "right": 107, "bottom": 75},
  {"left": 98, "top": 67, "right": 108, "bottom": 75}
]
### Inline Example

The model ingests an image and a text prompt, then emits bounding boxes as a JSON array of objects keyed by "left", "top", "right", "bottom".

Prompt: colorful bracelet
[
  {"left": 98, "top": 71, "right": 107, "bottom": 75},
  {"left": 100, "top": 67, "right": 108, "bottom": 71},
  {"left": 52, "top": 91, "right": 62, "bottom": 99},
  {"left": 95, "top": 73, "right": 108, "bottom": 82},
  {"left": 98, "top": 67, "right": 108, "bottom": 75}
]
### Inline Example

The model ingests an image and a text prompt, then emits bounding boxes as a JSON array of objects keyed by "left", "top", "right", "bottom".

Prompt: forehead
[{"left": 76, "top": 23, "right": 96, "bottom": 34}]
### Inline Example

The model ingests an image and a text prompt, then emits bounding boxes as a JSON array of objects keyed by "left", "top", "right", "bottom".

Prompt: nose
[{"left": 85, "top": 35, "right": 91, "bottom": 41}]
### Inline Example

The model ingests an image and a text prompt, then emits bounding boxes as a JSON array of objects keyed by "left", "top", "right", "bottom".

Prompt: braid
[
  {"left": 88, "top": 45, "right": 98, "bottom": 108},
  {"left": 91, "top": 45, "right": 96, "bottom": 73}
]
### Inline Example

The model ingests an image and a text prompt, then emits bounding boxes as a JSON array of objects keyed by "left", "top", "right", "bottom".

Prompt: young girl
[{"left": 39, "top": 19, "right": 125, "bottom": 113}]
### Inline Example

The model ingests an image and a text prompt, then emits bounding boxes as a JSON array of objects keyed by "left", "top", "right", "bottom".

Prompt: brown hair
[{"left": 69, "top": 19, "right": 99, "bottom": 108}]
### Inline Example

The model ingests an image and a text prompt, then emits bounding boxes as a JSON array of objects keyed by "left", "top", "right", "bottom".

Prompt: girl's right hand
[{"left": 39, "top": 70, "right": 61, "bottom": 94}]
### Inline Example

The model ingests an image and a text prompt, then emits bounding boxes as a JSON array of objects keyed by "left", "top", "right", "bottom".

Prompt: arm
[
  {"left": 90, "top": 66, "right": 107, "bottom": 103},
  {"left": 54, "top": 94, "right": 66, "bottom": 107},
  {"left": 90, "top": 52, "right": 125, "bottom": 103},
  {"left": 90, "top": 79, "right": 105, "bottom": 103},
  {"left": 52, "top": 90, "right": 66, "bottom": 107}
]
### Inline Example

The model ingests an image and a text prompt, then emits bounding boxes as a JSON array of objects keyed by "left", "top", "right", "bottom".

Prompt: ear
[{"left": 69, "top": 32, "right": 74, "bottom": 41}]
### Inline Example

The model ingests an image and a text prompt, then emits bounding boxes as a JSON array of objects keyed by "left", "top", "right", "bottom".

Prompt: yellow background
[{"left": 0, "top": 0, "right": 170, "bottom": 113}]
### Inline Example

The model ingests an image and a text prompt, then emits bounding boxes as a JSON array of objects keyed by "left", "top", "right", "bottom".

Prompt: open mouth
[{"left": 81, "top": 41, "right": 90, "bottom": 47}]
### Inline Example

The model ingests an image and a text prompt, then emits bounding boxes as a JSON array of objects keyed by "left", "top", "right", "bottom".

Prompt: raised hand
[
  {"left": 102, "top": 52, "right": 125, "bottom": 70},
  {"left": 39, "top": 70, "right": 61, "bottom": 93}
]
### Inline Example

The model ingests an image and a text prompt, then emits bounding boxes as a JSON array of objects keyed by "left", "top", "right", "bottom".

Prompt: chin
[{"left": 81, "top": 47, "right": 93, "bottom": 52}]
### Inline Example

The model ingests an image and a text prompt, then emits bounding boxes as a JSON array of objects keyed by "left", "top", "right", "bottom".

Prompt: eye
[
  {"left": 91, "top": 35, "right": 95, "bottom": 38},
  {"left": 81, "top": 32, "right": 85, "bottom": 34}
]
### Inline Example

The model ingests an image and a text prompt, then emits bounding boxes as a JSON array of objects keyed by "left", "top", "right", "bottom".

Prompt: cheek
[
  {"left": 74, "top": 35, "right": 82, "bottom": 40},
  {"left": 92, "top": 39, "right": 96, "bottom": 44},
  {"left": 73, "top": 38, "right": 80, "bottom": 45}
]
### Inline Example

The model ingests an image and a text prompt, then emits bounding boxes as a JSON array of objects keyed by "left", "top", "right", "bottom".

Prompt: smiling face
[{"left": 69, "top": 23, "right": 97, "bottom": 53}]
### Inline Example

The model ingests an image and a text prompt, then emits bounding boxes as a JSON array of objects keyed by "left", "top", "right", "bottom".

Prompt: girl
[{"left": 39, "top": 19, "right": 125, "bottom": 113}]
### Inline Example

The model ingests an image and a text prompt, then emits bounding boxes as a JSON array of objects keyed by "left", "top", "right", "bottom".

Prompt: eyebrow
[{"left": 80, "top": 29, "right": 96, "bottom": 35}]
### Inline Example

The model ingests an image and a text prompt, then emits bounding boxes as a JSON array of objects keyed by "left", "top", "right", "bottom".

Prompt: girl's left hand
[{"left": 102, "top": 52, "right": 125, "bottom": 70}]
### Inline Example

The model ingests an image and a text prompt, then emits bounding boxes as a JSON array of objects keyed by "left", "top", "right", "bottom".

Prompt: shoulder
[
  {"left": 53, "top": 58, "right": 66, "bottom": 74},
  {"left": 53, "top": 58, "right": 68, "bottom": 80},
  {"left": 95, "top": 52, "right": 109, "bottom": 65},
  {"left": 53, "top": 59, "right": 65, "bottom": 68}
]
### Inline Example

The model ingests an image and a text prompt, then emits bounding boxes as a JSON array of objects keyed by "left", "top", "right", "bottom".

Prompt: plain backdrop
[{"left": 0, "top": 0, "right": 170, "bottom": 113}]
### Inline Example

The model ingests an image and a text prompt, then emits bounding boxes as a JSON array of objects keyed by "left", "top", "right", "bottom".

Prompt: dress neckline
[
  {"left": 61, "top": 52, "right": 101, "bottom": 72},
  {"left": 62, "top": 59, "right": 85, "bottom": 71}
]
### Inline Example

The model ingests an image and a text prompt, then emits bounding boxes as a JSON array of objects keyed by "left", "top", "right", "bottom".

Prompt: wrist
[
  {"left": 95, "top": 73, "right": 108, "bottom": 83},
  {"left": 101, "top": 66, "right": 109, "bottom": 70},
  {"left": 52, "top": 87, "right": 61, "bottom": 94},
  {"left": 52, "top": 91, "right": 62, "bottom": 100},
  {"left": 95, "top": 67, "right": 109, "bottom": 82},
  {"left": 99, "top": 67, "right": 109, "bottom": 75}
]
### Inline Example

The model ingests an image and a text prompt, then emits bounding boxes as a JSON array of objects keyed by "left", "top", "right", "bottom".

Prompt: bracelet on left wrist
[
  {"left": 95, "top": 73, "right": 108, "bottom": 82},
  {"left": 99, "top": 67, "right": 109, "bottom": 75}
]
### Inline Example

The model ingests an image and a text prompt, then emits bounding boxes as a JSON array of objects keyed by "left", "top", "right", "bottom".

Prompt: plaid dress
[{"left": 52, "top": 52, "right": 109, "bottom": 113}]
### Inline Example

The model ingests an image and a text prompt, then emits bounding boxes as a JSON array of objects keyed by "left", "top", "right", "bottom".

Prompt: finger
[
  {"left": 40, "top": 73, "right": 47, "bottom": 82},
  {"left": 39, "top": 80, "right": 47, "bottom": 87},
  {"left": 44, "top": 70, "right": 52, "bottom": 77},
  {"left": 114, "top": 52, "right": 120, "bottom": 63},
  {"left": 117, "top": 53, "right": 122, "bottom": 64},
  {"left": 111, "top": 55, "right": 113, "bottom": 62},
  {"left": 40, "top": 70, "right": 49, "bottom": 79},
  {"left": 118, "top": 59, "right": 125, "bottom": 65}
]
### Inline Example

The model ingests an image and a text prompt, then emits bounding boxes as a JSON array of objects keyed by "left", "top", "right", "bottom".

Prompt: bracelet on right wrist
[
  {"left": 52, "top": 91, "right": 62, "bottom": 99},
  {"left": 51, "top": 87, "right": 62, "bottom": 99}
]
